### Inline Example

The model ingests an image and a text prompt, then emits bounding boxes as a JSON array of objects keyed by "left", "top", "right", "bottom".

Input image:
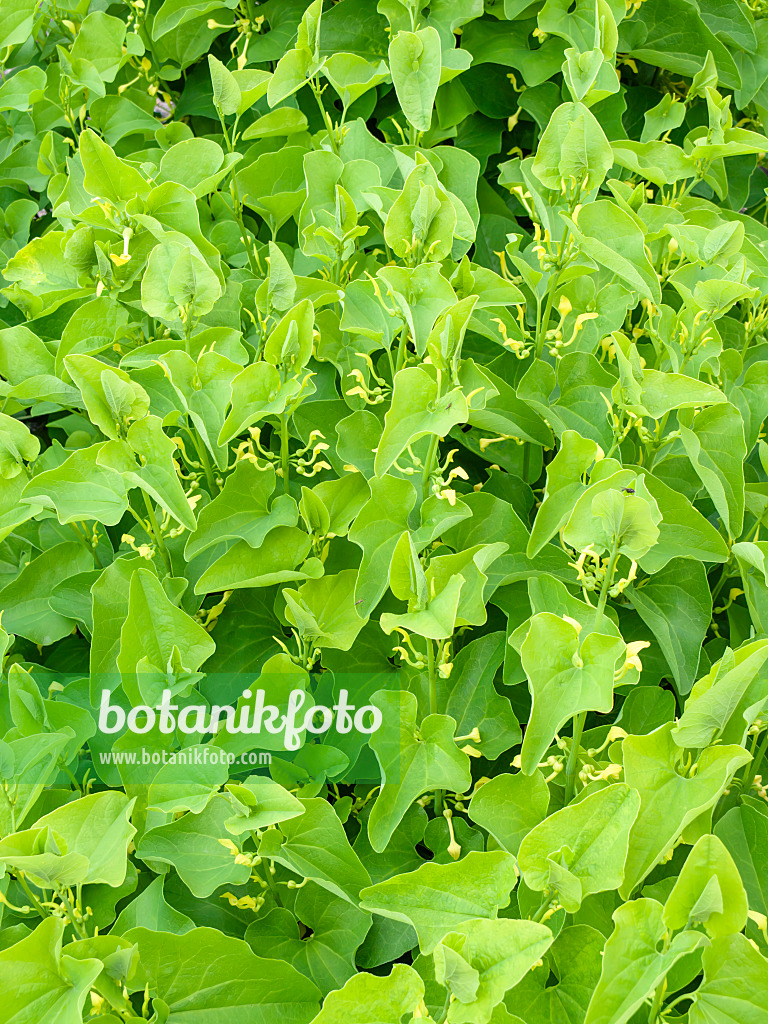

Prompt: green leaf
[
  {"left": 0, "top": 411, "right": 40, "bottom": 477},
  {"left": 117, "top": 567, "right": 215, "bottom": 704},
  {"left": 375, "top": 367, "right": 467, "bottom": 477},
  {"left": 438, "top": 632, "right": 521, "bottom": 760},
  {"left": 663, "top": 834, "right": 748, "bottom": 938},
  {"left": 194, "top": 525, "right": 318, "bottom": 593},
  {"left": 258, "top": 797, "right": 372, "bottom": 904},
  {"left": 0, "top": 790, "right": 136, "bottom": 887},
  {"left": 306, "top": 963, "right": 424, "bottom": 1024},
  {"left": 129, "top": 925, "right": 321, "bottom": 1022},
  {"left": 349, "top": 474, "right": 417, "bottom": 616},
  {"left": 583, "top": 898, "right": 707, "bottom": 1024},
  {"left": 715, "top": 801, "right": 768, "bottom": 917},
  {"left": 679, "top": 403, "right": 746, "bottom": 539},
  {"left": 508, "top": 924, "right": 605, "bottom": 1024},
  {"left": 468, "top": 771, "right": 549, "bottom": 856},
  {"left": 562, "top": 473, "right": 662, "bottom": 561},
  {"left": 98, "top": 414, "right": 197, "bottom": 530},
  {"left": 518, "top": 784, "right": 640, "bottom": 911},
  {"left": 367, "top": 689, "right": 472, "bottom": 852},
  {"left": 79, "top": 129, "right": 150, "bottom": 207},
  {"left": 532, "top": 102, "right": 613, "bottom": 193},
  {"left": 283, "top": 570, "right": 368, "bottom": 651},
  {"left": 0, "top": 918, "right": 101, "bottom": 1024},
  {"left": 138, "top": 795, "right": 251, "bottom": 898},
  {"left": 688, "top": 933, "right": 768, "bottom": 1024},
  {"left": 388, "top": 27, "right": 442, "bottom": 133},
  {"left": 21, "top": 444, "right": 128, "bottom": 525},
  {"left": 0, "top": 0, "right": 39, "bottom": 49},
  {"left": 527, "top": 430, "right": 603, "bottom": 557},
  {"left": 218, "top": 362, "right": 306, "bottom": 444},
  {"left": 566, "top": 201, "right": 662, "bottom": 303},
  {"left": 518, "top": 613, "right": 625, "bottom": 774},
  {"left": 209, "top": 54, "right": 240, "bottom": 116},
  {"left": 637, "top": 469, "right": 729, "bottom": 573},
  {"left": 626, "top": 558, "right": 712, "bottom": 694},
  {"left": 185, "top": 462, "right": 297, "bottom": 558},
  {"left": 621, "top": 723, "right": 750, "bottom": 897},
  {"left": 112, "top": 876, "right": 195, "bottom": 936},
  {"left": 0, "top": 542, "right": 93, "bottom": 645},
  {"left": 245, "top": 882, "right": 371, "bottom": 996},
  {"left": 359, "top": 850, "right": 519, "bottom": 953},
  {"left": 437, "top": 918, "right": 554, "bottom": 1024}
]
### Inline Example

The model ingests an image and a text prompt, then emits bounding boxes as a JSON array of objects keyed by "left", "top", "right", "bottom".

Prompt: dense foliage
[{"left": 1, "top": 0, "right": 768, "bottom": 1020}]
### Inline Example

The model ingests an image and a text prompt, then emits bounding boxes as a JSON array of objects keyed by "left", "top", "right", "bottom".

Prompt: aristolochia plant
[{"left": 0, "top": 0, "right": 768, "bottom": 1020}]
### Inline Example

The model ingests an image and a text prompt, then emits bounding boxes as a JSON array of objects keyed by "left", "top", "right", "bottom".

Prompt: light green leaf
[
  {"left": 367, "top": 689, "right": 472, "bottom": 852},
  {"left": 388, "top": 27, "right": 442, "bottom": 133},
  {"left": 360, "top": 850, "right": 519, "bottom": 954},
  {"left": 621, "top": 723, "right": 750, "bottom": 897},
  {"left": 679, "top": 403, "right": 746, "bottom": 538},
  {"left": 584, "top": 898, "right": 707, "bottom": 1024},
  {"left": 519, "top": 613, "right": 625, "bottom": 774},
  {"left": 518, "top": 784, "right": 640, "bottom": 911}
]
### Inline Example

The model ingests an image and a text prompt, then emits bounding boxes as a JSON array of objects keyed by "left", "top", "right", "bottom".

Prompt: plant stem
[
  {"left": 17, "top": 872, "right": 49, "bottom": 919},
  {"left": 740, "top": 726, "right": 768, "bottom": 796},
  {"left": 186, "top": 424, "right": 218, "bottom": 495},
  {"left": 428, "top": 639, "right": 438, "bottom": 716},
  {"left": 435, "top": 989, "right": 451, "bottom": 1024},
  {"left": 0, "top": 783, "right": 15, "bottom": 832},
  {"left": 141, "top": 491, "right": 173, "bottom": 577},
  {"left": 68, "top": 521, "right": 103, "bottom": 569},
  {"left": 422, "top": 433, "right": 440, "bottom": 502},
  {"left": 563, "top": 537, "right": 621, "bottom": 802},
  {"left": 309, "top": 79, "right": 339, "bottom": 155},
  {"left": 535, "top": 271, "right": 560, "bottom": 358},
  {"left": 395, "top": 326, "right": 408, "bottom": 372},
  {"left": 263, "top": 860, "right": 283, "bottom": 907},
  {"left": 428, "top": 639, "right": 444, "bottom": 816},
  {"left": 280, "top": 414, "right": 290, "bottom": 494},
  {"left": 531, "top": 891, "right": 554, "bottom": 922},
  {"left": 648, "top": 980, "right": 666, "bottom": 1024},
  {"left": 56, "top": 887, "right": 88, "bottom": 939},
  {"left": 563, "top": 710, "right": 588, "bottom": 804}
]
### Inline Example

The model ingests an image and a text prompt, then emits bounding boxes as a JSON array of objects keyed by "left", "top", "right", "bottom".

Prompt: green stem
[
  {"left": 309, "top": 79, "right": 339, "bottom": 155},
  {"left": 709, "top": 561, "right": 734, "bottom": 610},
  {"left": 531, "top": 891, "right": 554, "bottom": 922},
  {"left": 648, "top": 980, "right": 666, "bottom": 1024},
  {"left": 16, "top": 872, "right": 49, "bottom": 919},
  {"left": 68, "top": 521, "right": 103, "bottom": 569},
  {"left": 280, "top": 413, "right": 290, "bottom": 495},
  {"left": 563, "top": 711, "right": 588, "bottom": 804},
  {"left": 263, "top": 860, "right": 283, "bottom": 907},
  {"left": 740, "top": 726, "right": 768, "bottom": 796},
  {"left": 421, "top": 433, "right": 440, "bottom": 502},
  {"left": 0, "top": 783, "right": 15, "bottom": 832},
  {"left": 563, "top": 537, "right": 621, "bottom": 802},
  {"left": 395, "top": 326, "right": 408, "bottom": 372},
  {"left": 56, "top": 887, "right": 88, "bottom": 939},
  {"left": 595, "top": 540, "right": 621, "bottom": 625},
  {"left": 535, "top": 266, "right": 564, "bottom": 358},
  {"left": 58, "top": 760, "right": 83, "bottom": 794},
  {"left": 428, "top": 639, "right": 438, "bottom": 716},
  {"left": 435, "top": 989, "right": 451, "bottom": 1024},
  {"left": 428, "top": 639, "right": 444, "bottom": 816},
  {"left": 217, "top": 110, "right": 259, "bottom": 274},
  {"left": 141, "top": 491, "right": 173, "bottom": 577},
  {"left": 662, "top": 992, "right": 693, "bottom": 1015},
  {"left": 186, "top": 424, "right": 218, "bottom": 495}
]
